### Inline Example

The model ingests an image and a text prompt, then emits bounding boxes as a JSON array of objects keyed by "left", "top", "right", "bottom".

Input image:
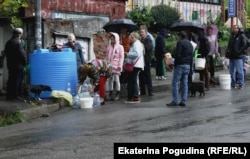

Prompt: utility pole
[
  {"left": 221, "top": 0, "right": 225, "bottom": 24},
  {"left": 35, "top": 0, "right": 42, "bottom": 49}
]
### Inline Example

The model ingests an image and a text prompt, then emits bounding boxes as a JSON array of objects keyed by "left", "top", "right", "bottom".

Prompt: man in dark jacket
[
  {"left": 5, "top": 28, "right": 27, "bottom": 101},
  {"left": 226, "top": 25, "right": 247, "bottom": 89},
  {"left": 155, "top": 28, "right": 168, "bottom": 80},
  {"left": 139, "top": 25, "right": 154, "bottom": 96},
  {"left": 167, "top": 31, "right": 193, "bottom": 107}
]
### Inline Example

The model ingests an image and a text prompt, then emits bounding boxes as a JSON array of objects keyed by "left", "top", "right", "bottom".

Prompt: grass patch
[{"left": 0, "top": 112, "right": 25, "bottom": 127}]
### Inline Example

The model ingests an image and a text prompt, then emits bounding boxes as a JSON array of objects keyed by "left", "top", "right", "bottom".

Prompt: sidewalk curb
[
  {"left": 2, "top": 69, "right": 249, "bottom": 122},
  {"left": 20, "top": 103, "right": 60, "bottom": 120}
]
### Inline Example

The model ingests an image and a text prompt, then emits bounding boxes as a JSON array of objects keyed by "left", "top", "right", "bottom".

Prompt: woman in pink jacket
[{"left": 106, "top": 32, "right": 125, "bottom": 101}]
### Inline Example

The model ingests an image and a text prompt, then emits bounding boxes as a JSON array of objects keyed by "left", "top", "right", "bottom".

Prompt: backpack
[{"left": 198, "top": 37, "right": 210, "bottom": 57}]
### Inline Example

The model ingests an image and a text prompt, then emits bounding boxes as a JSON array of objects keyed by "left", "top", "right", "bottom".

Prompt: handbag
[{"left": 123, "top": 57, "right": 140, "bottom": 72}]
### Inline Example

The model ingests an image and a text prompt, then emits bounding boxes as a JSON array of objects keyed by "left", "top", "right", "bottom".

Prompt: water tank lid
[
  {"left": 32, "top": 49, "right": 50, "bottom": 54},
  {"left": 62, "top": 48, "right": 72, "bottom": 52}
]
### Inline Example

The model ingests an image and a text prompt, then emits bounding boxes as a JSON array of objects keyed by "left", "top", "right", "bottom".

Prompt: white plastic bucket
[
  {"left": 80, "top": 97, "right": 93, "bottom": 109},
  {"left": 219, "top": 74, "right": 231, "bottom": 90},
  {"left": 195, "top": 58, "right": 206, "bottom": 70}
]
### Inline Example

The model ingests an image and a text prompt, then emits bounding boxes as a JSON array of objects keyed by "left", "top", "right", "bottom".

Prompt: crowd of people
[{"left": 4, "top": 24, "right": 248, "bottom": 107}]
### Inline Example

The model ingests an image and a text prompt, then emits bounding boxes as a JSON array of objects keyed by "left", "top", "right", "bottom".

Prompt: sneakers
[
  {"left": 156, "top": 76, "right": 167, "bottom": 80},
  {"left": 178, "top": 102, "right": 186, "bottom": 107},
  {"left": 161, "top": 76, "right": 167, "bottom": 80},
  {"left": 238, "top": 86, "right": 244, "bottom": 89},
  {"left": 148, "top": 93, "right": 154, "bottom": 96},
  {"left": 124, "top": 97, "right": 141, "bottom": 103},
  {"left": 166, "top": 101, "right": 186, "bottom": 107},
  {"left": 166, "top": 102, "right": 178, "bottom": 106},
  {"left": 232, "top": 85, "right": 244, "bottom": 89}
]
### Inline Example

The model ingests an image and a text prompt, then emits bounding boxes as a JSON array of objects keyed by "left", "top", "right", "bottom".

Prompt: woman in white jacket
[{"left": 125, "top": 32, "right": 145, "bottom": 103}]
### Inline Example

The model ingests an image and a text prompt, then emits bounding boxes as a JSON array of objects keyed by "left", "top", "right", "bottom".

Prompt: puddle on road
[
  {"left": 129, "top": 115, "right": 227, "bottom": 134},
  {"left": 233, "top": 105, "right": 250, "bottom": 114}
]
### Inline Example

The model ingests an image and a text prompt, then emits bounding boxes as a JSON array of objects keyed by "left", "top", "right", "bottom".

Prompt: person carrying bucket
[{"left": 195, "top": 30, "right": 210, "bottom": 91}]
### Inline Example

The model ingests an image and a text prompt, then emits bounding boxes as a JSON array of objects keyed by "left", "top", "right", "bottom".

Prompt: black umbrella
[
  {"left": 103, "top": 18, "right": 138, "bottom": 33},
  {"left": 170, "top": 21, "right": 204, "bottom": 33}
]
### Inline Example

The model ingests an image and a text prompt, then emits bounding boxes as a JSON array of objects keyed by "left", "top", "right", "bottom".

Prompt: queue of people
[{"left": 4, "top": 24, "right": 248, "bottom": 107}]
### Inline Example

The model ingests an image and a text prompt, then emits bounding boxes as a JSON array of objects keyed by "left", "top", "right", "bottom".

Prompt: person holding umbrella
[
  {"left": 166, "top": 31, "right": 193, "bottom": 107},
  {"left": 119, "top": 27, "right": 131, "bottom": 87}
]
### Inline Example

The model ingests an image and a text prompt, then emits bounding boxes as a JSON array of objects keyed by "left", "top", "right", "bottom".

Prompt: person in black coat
[
  {"left": 155, "top": 28, "right": 168, "bottom": 80},
  {"left": 4, "top": 28, "right": 27, "bottom": 101},
  {"left": 167, "top": 31, "right": 193, "bottom": 107},
  {"left": 196, "top": 30, "right": 210, "bottom": 90},
  {"left": 139, "top": 25, "right": 154, "bottom": 96},
  {"left": 226, "top": 25, "right": 247, "bottom": 89}
]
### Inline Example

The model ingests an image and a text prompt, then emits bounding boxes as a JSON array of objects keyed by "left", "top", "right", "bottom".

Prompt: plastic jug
[{"left": 93, "top": 93, "right": 100, "bottom": 107}]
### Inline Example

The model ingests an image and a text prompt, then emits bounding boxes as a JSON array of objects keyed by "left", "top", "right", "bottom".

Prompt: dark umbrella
[
  {"left": 170, "top": 21, "right": 204, "bottom": 33},
  {"left": 103, "top": 18, "right": 138, "bottom": 33}
]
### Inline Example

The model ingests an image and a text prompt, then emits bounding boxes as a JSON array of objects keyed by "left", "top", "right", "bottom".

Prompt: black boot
[
  {"left": 114, "top": 91, "right": 120, "bottom": 101},
  {"left": 106, "top": 91, "right": 113, "bottom": 101}
]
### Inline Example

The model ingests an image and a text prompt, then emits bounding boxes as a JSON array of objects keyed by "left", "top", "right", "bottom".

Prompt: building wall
[
  {"left": 23, "top": 0, "right": 127, "bottom": 60},
  {"left": 0, "top": 0, "right": 127, "bottom": 91},
  {"left": 21, "top": 0, "right": 127, "bottom": 61},
  {"left": 178, "top": 2, "right": 221, "bottom": 24},
  {"left": 42, "top": 18, "right": 110, "bottom": 61},
  {"left": 126, "top": 0, "right": 220, "bottom": 24},
  {"left": 25, "top": 0, "right": 127, "bottom": 20}
]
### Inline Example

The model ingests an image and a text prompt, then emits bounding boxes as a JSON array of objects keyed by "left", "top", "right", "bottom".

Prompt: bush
[
  {"left": 150, "top": 4, "right": 180, "bottom": 32},
  {"left": 126, "top": 6, "right": 153, "bottom": 27},
  {"left": 166, "top": 34, "right": 178, "bottom": 54},
  {"left": 218, "top": 29, "right": 231, "bottom": 47}
]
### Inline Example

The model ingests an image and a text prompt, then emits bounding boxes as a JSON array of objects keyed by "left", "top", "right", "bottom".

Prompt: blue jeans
[
  {"left": 229, "top": 59, "right": 244, "bottom": 87},
  {"left": 241, "top": 55, "right": 247, "bottom": 79},
  {"left": 171, "top": 65, "right": 190, "bottom": 104}
]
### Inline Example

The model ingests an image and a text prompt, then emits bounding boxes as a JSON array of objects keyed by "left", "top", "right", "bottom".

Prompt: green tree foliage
[
  {"left": 247, "top": 1, "right": 250, "bottom": 17},
  {"left": 0, "top": 0, "right": 28, "bottom": 28},
  {"left": 126, "top": 6, "right": 153, "bottom": 27},
  {"left": 150, "top": 4, "right": 180, "bottom": 31}
]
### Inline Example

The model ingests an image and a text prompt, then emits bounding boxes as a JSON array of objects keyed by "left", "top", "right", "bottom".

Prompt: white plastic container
[
  {"left": 80, "top": 97, "right": 93, "bottom": 109},
  {"left": 195, "top": 58, "right": 206, "bottom": 70},
  {"left": 219, "top": 74, "right": 231, "bottom": 90},
  {"left": 93, "top": 93, "right": 100, "bottom": 107}
]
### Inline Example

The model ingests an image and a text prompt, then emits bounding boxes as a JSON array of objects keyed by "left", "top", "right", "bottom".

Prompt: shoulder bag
[{"left": 123, "top": 57, "right": 140, "bottom": 72}]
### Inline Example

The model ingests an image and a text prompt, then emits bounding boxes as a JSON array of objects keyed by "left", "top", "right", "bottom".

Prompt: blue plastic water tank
[{"left": 29, "top": 48, "right": 78, "bottom": 98}]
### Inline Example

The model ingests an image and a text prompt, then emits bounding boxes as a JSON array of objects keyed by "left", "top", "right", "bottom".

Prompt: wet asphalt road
[{"left": 0, "top": 81, "right": 249, "bottom": 159}]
